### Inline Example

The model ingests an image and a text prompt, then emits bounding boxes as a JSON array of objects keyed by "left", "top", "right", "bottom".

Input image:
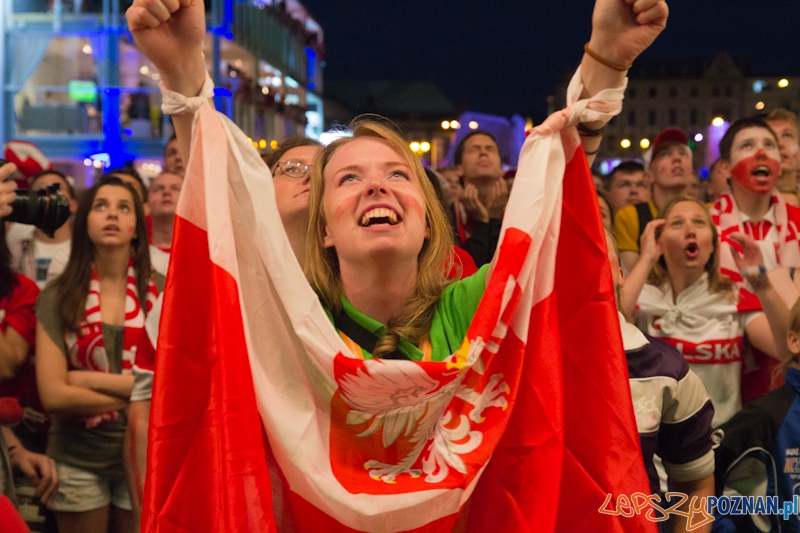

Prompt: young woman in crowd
[
  {"left": 606, "top": 229, "right": 715, "bottom": 533},
  {"left": 622, "top": 197, "right": 789, "bottom": 426},
  {"left": 35, "top": 177, "right": 160, "bottom": 533},
  {"left": 265, "top": 137, "right": 322, "bottom": 268}
]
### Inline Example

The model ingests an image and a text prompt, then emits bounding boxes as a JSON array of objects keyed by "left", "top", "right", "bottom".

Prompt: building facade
[
  {"left": 1, "top": 0, "right": 324, "bottom": 185},
  {"left": 551, "top": 53, "right": 800, "bottom": 175}
]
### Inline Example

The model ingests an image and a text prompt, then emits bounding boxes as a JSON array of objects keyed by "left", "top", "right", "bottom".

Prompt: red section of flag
[
  {"left": 554, "top": 151, "right": 655, "bottom": 532},
  {"left": 142, "top": 216, "right": 275, "bottom": 533}
]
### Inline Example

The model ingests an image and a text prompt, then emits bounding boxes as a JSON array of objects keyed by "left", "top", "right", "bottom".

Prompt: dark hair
[
  {"left": 54, "top": 178, "right": 151, "bottom": 333},
  {"left": 104, "top": 168, "right": 148, "bottom": 202},
  {"left": 454, "top": 130, "right": 499, "bottom": 166},
  {"left": 718, "top": 117, "right": 778, "bottom": 162},
  {"left": 0, "top": 223, "right": 18, "bottom": 301},
  {"left": 605, "top": 160, "right": 645, "bottom": 190},
  {"left": 29, "top": 169, "right": 76, "bottom": 200},
  {"left": 265, "top": 136, "right": 322, "bottom": 169}
]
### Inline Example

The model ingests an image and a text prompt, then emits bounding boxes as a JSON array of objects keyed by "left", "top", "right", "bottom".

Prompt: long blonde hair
[
  {"left": 647, "top": 197, "right": 734, "bottom": 299},
  {"left": 304, "top": 116, "right": 455, "bottom": 358}
]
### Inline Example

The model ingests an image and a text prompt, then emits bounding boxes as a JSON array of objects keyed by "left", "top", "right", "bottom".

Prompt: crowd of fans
[
  {"left": 0, "top": 138, "right": 183, "bottom": 533},
  {"left": 2, "top": 7, "right": 800, "bottom": 532}
]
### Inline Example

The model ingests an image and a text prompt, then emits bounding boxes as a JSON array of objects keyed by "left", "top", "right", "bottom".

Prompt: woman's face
[
  {"left": 321, "top": 137, "right": 428, "bottom": 265},
  {"left": 87, "top": 185, "right": 137, "bottom": 249},
  {"left": 272, "top": 145, "right": 319, "bottom": 223},
  {"left": 657, "top": 201, "right": 714, "bottom": 274}
]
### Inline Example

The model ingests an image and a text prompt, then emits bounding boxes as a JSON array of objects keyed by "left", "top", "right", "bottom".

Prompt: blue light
[{"left": 753, "top": 80, "right": 766, "bottom": 94}]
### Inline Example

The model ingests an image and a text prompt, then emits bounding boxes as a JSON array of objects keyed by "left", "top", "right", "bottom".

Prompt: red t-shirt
[{"left": 0, "top": 274, "right": 46, "bottom": 444}]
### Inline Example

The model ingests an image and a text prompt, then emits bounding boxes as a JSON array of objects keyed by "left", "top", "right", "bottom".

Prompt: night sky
[{"left": 300, "top": 0, "right": 800, "bottom": 119}]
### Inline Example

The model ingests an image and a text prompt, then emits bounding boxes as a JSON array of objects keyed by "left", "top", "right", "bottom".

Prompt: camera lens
[{"left": 7, "top": 184, "right": 71, "bottom": 238}]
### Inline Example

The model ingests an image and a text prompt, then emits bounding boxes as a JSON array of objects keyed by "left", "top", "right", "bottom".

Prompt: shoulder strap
[
  {"left": 333, "top": 311, "right": 408, "bottom": 361},
  {"left": 635, "top": 202, "right": 654, "bottom": 243}
]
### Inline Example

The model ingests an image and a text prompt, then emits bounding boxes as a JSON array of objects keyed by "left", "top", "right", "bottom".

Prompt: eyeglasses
[{"left": 274, "top": 160, "right": 312, "bottom": 179}]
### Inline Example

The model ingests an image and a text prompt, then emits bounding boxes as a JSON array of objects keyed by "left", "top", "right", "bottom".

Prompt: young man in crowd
[
  {"left": 9, "top": 170, "right": 78, "bottom": 288},
  {"left": 453, "top": 131, "right": 508, "bottom": 266},
  {"left": 614, "top": 127, "right": 693, "bottom": 271},
  {"left": 603, "top": 160, "right": 649, "bottom": 216},
  {"left": 147, "top": 172, "right": 182, "bottom": 276},
  {"left": 163, "top": 135, "right": 185, "bottom": 178},
  {"left": 710, "top": 117, "right": 800, "bottom": 403},
  {"left": 765, "top": 109, "right": 800, "bottom": 208}
]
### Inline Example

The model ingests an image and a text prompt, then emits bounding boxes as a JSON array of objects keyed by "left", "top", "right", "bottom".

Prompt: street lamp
[
  {"left": 640, "top": 138, "right": 650, "bottom": 149},
  {"left": 620, "top": 138, "right": 631, "bottom": 149}
]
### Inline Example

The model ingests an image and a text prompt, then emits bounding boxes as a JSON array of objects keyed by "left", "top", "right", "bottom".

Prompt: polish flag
[{"left": 142, "top": 88, "right": 652, "bottom": 531}]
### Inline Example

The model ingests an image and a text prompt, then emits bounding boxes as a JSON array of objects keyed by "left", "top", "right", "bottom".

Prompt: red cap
[
  {"left": 3, "top": 139, "right": 53, "bottom": 179},
  {"left": 651, "top": 128, "right": 689, "bottom": 158}
]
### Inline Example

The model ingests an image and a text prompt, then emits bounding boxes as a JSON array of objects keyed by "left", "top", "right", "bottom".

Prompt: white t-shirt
[
  {"left": 32, "top": 238, "right": 71, "bottom": 288},
  {"left": 149, "top": 245, "right": 170, "bottom": 277},
  {"left": 636, "top": 274, "right": 759, "bottom": 427}
]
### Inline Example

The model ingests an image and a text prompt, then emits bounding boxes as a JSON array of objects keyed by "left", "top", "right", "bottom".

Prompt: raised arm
[
  {"left": 728, "top": 233, "right": 791, "bottom": 361},
  {"left": 620, "top": 219, "right": 664, "bottom": 317},
  {"left": 579, "top": 0, "right": 668, "bottom": 165},
  {"left": 126, "top": 0, "right": 208, "bottom": 167}
]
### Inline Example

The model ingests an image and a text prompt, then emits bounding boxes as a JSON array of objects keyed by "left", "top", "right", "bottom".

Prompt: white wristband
[
  {"left": 564, "top": 65, "right": 627, "bottom": 126},
  {"left": 160, "top": 71, "right": 215, "bottom": 116}
]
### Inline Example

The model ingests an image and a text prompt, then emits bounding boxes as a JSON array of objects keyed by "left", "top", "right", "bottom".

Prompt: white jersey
[{"left": 636, "top": 273, "right": 759, "bottom": 427}]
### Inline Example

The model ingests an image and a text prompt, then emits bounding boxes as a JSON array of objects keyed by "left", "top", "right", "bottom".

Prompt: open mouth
[
  {"left": 752, "top": 165, "right": 772, "bottom": 177},
  {"left": 686, "top": 242, "right": 699, "bottom": 258},
  {"left": 360, "top": 207, "right": 402, "bottom": 227}
]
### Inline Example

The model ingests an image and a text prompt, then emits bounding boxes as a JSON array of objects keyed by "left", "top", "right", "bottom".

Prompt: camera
[{"left": 0, "top": 159, "right": 72, "bottom": 238}]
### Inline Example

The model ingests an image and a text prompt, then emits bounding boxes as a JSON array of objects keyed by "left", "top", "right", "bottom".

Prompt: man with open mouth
[{"left": 710, "top": 117, "right": 800, "bottom": 404}]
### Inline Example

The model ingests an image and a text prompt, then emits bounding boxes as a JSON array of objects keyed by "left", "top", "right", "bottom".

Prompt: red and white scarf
[
  {"left": 64, "top": 261, "right": 158, "bottom": 427},
  {"left": 710, "top": 189, "right": 800, "bottom": 290}
]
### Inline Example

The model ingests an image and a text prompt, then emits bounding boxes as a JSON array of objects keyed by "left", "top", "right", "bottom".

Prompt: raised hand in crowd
[
  {"left": 126, "top": 0, "right": 208, "bottom": 168},
  {"left": 486, "top": 178, "right": 509, "bottom": 220},
  {"left": 728, "top": 232, "right": 792, "bottom": 362},
  {"left": 579, "top": 0, "right": 668, "bottom": 163},
  {"left": 461, "top": 184, "right": 489, "bottom": 224},
  {"left": 619, "top": 218, "right": 664, "bottom": 317}
]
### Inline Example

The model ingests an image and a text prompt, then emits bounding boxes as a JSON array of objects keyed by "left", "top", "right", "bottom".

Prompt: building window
[
  {"left": 690, "top": 109, "right": 698, "bottom": 124},
  {"left": 712, "top": 86, "right": 720, "bottom": 97},
  {"left": 649, "top": 109, "right": 657, "bottom": 125},
  {"left": 670, "top": 87, "right": 677, "bottom": 98},
  {"left": 628, "top": 110, "right": 636, "bottom": 126},
  {"left": 628, "top": 88, "right": 636, "bottom": 99},
  {"left": 690, "top": 87, "right": 698, "bottom": 97},
  {"left": 649, "top": 87, "right": 657, "bottom": 98},
  {"left": 669, "top": 109, "right": 677, "bottom": 124},
  {"left": 725, "top": 85, "right": 732, "bottom": 97}
]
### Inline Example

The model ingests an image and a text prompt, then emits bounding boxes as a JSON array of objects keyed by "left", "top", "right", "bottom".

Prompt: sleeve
[
  {"left": 460, "top": 219, "right": 501, "bottom": 267},
  {"left": 657, "top": 368, "right": 716, "bottom": 482},
  {"left": 131, "top": 292, "right": 163, "bottom": 402},
  {"left": 613, "top": 205, "right": 641, "bottom": 253},
  {"left": 435, "top": 264, "right": 488, "bottom": 343},
  {"left": 34, "top": 284, "right": 67, "bottom": 355},
  {"left": 2, "top": 274, "right": 39, "bottom": 347}
]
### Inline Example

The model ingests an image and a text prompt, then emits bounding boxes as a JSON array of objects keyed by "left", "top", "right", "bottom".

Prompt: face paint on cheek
[
  {"left": 396, "top": 191, "right": 425, "bottom": 221},
  {"left": 731, "top": 151, "right": 781, "bottom": 193},
  {"left": 332, "top": 191, "right": 359, "bottom": 223}
]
